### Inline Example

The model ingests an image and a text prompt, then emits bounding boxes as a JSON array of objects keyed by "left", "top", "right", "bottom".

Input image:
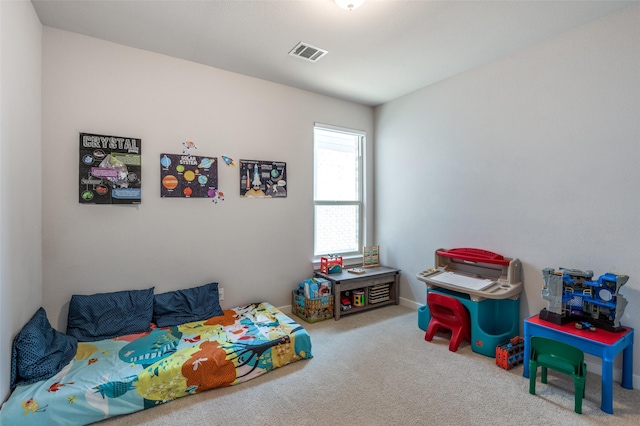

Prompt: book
[{"left": 347, "top": 267, "right": 366, "bottom": 274}]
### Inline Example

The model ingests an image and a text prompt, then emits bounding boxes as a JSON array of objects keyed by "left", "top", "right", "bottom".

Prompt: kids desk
[
  {"left": 523, "top": 314, "right": 634, "bottom": 414},
  {"left": 417, "top": 248, "right": 522, "bottom": 357}
]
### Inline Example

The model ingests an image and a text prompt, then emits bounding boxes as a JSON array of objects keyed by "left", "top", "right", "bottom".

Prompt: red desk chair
[{"left": 425, "top": 292, "right": 471, "bottom": 352}]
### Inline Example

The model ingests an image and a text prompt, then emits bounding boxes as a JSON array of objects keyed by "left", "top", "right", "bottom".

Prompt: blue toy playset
[{"left": 539, "top": 267, "right": 629, "bottom": 332}]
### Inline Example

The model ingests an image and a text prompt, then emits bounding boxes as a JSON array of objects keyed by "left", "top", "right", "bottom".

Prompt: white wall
[
  {"left": 41, "top": 28, "right": 373, "bottom": 331},
  {"left": 375, "top": 5, "right": 640, "bottom": 377},
  {"left": 0, "top": 0, "right": 43, "bottom": 402},
  {"left": 6, "top": 0, "right": 638, "bottom": 402}
]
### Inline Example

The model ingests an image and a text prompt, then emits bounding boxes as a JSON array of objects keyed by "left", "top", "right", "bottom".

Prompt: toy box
[
  {"left": 320, "top": 255, "right": 343, "bottom": 274},
  {"left": 495, "top": 336, "right": 524, "bottom": 370},
  {"left": 292, "top": 291, "right": 334, "bottom": 323}
]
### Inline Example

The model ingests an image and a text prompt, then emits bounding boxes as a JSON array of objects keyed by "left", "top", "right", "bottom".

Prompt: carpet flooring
[{"left": 98, "top": 305, "right": 640, "bottom": 425}]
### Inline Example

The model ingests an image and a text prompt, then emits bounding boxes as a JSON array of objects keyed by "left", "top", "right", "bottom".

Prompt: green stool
[{"left": 529, "top": 336, "right": 587, "bottom": 414}]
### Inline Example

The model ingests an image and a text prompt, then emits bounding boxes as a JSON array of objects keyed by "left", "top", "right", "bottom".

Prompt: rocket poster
[
  {"left": 239, "top": 159, "right": 287, "bottom": 198},
  {"left": 160, "top": 153, "right": 219, "bottom": 198},
  {"left": 79, "top": 132, "right": 142, "bottom": 204}
]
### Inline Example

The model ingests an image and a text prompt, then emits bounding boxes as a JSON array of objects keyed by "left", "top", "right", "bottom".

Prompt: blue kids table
[{"left": 523, "top": 314, "right": 634, "bottom": 414}]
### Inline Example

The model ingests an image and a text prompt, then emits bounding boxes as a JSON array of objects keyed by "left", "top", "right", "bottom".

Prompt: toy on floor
[
  {"left": 540, "top": 267, "right": 629, "bottom": 332},
  {"left": 496, "top": 336, "right": 524, "bottom": 370}
]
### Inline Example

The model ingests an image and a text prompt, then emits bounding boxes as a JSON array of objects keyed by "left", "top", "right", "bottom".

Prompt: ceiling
[{"left": 31, "top": 0, "right": 636, "bottom": 107}]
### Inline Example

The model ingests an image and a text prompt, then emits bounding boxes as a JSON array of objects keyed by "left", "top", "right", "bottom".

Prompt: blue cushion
[
  {"left": 66, "top": 287, "right": 154, "bottom": 342},
  {"left": 153, "top": 282, "right": 223, "bottom": 327},
  {"left": 11, "top": 307, "right": 78, "bottom": 389}
]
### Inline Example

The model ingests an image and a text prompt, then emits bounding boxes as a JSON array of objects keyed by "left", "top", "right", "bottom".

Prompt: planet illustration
[
  {"left": 96, "top": 185, "right": 108, "bottom": 196},
  {"left": 198, "top": 175, "right": 208, "bottom": 185},
  {"left": 271, "top": 169, "right": 280, "bottom": 179},
  {"left": 160, "top": 155, "right": 172, "bottom": 168},
  {"left": 83, "top": 155, "right": 94, "bottom": 165},
  {"left": 176, "top": 164, "right": 185, "bottom": 173},
  {"left": 183, "top": 187, "right": 193, "bottom": 197},
  {"left": 183, "top": 170, "right": 196, "bottom": 182},
  {"left": 198, "top": 158, "right": 214, "bottom": 169},
  {"left": 94, "top": 150, "right": 106, "bottom": 159},
  {"left": 162, "top": 175, "right": 178, "bottom": 190}
]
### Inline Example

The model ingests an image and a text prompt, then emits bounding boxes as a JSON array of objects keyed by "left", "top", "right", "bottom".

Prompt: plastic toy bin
[{"left": 418, "top": 287, "right": 520, "bottom": 357}]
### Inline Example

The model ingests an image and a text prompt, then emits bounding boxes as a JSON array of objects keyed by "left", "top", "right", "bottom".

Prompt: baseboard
[
  {"left": 278, "top": 304, "right": 292, "bottom": 313},
  {"left": 398, "top": 297, "right": 422, "bottom": 310}
]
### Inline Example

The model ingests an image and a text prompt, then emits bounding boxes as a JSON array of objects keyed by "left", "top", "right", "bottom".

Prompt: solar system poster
[
  {"left": 239, "top": 159, "right": 287, "bottom": 198},
  {"left": 79, "top": 132, "right": 142, "bottom": 204},
  {"left": 160, "top": 153, "right": 218, "bottom": 198}
]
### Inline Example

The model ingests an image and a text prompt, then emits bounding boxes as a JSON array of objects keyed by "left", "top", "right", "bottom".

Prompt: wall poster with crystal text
[{"left": 79, "top": 132, "right": 142, "bottom": 204}]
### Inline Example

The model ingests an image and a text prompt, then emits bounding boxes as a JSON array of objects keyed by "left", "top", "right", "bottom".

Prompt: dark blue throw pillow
[
  {"left": 153, "top": 282, "right": 223, "bottom": 327},
  {"left": 11, "top": 307, "right": 78, "bottom": 390},
  {"left": 66, "top": 287, "right": 154, "bottom": 342}
]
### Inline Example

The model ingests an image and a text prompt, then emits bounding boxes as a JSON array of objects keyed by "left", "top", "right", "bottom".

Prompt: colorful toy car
[
  {"left": 575, "top": 321, "right": 596, "bottom": 332},
  {"left": 340, "top": 296, "right": 351, "bottom": 311}
]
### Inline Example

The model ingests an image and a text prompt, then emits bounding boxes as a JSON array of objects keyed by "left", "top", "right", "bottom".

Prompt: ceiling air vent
[{"left": 288, "top": 42, "right": 328, "bottom": 62}]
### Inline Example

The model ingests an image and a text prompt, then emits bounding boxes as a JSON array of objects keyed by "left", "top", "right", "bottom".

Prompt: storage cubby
[{"left": 315, "top": 266, "right": 400, "bottom": 320}]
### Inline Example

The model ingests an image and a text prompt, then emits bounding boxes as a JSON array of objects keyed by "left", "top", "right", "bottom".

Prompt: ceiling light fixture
[{"left": 335, "top": 0, "right": 365, "bottom": 11}]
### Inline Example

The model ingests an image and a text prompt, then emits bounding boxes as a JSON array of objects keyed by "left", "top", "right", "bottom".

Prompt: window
[{"left": 314, "top": 123, "right": 364, "bottom": 257}]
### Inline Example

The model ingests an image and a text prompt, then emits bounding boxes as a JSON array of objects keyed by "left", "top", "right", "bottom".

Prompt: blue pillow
[
  {"left": 11, "top": 307, "right": 78, "bottom": 389},
  {"left": 66, "top": 287, "right": 154, "bottom": 342},
  {"left": 153, "top": 282, "right": 223, "bottom": 327}
]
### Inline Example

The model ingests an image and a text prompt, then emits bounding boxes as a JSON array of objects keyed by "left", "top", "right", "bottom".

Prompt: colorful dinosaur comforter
[{"left": 0, "top": 302, "right": 312, "bottom": 425}]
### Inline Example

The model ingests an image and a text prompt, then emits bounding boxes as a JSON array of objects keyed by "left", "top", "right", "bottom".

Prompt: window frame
[{"left": 313, "top": 123, "right": 366, "bottom": 259}]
